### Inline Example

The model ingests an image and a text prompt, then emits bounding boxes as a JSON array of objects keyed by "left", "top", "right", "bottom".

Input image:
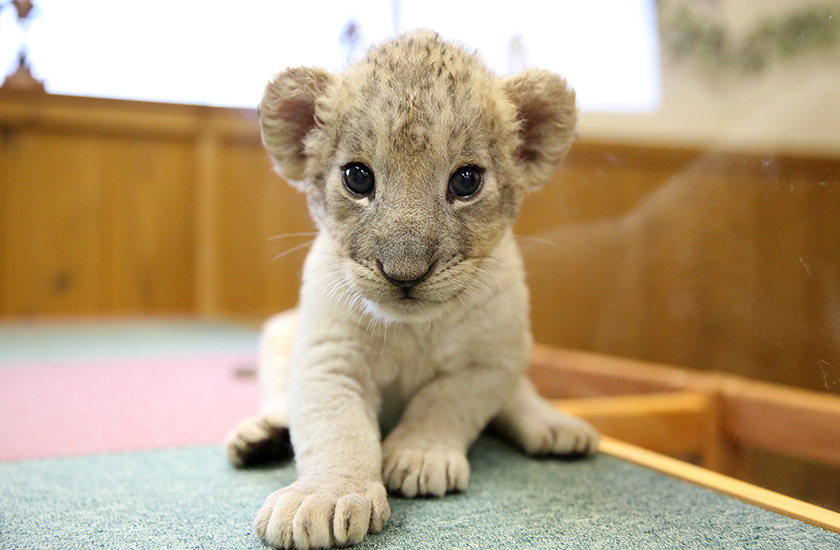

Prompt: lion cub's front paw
[
  {"left": 225, "top": 414, "right": 292, "bottom": 468},
  {"left": 253, "top": 476, "right": 390, "bottom": 550},
  {"left": 520, "top": 413, "right": 600, "bottom": 456},
  {"left": 382, "top": 447, "right": 470, "bottom": 497}
]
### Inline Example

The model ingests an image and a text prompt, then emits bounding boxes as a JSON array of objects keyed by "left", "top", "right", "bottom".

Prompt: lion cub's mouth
[
  {"left": 359, "top": 263, "right": 450, "bottom": 321},
  {"left": 388, "top": 280, "right": 432, "bottom": 304},
  {"left": 342, "top": 254, "right": 478, "bottom": 322}
]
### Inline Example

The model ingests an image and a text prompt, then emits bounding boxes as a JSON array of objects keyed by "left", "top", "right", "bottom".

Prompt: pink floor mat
[{"left": 0, "top": 351, "right": 260, "bottom": 462}]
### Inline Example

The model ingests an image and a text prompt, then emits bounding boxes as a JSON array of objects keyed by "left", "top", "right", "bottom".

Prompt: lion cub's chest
[
  {"left": 370, "top": 320, "right": 471, "bottom": 389},
  {"left": 366, "top": 317, "right": 479, "bottom": 422}
]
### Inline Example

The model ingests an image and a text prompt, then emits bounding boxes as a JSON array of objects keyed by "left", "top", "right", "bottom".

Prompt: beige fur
[{"left": 226, "top": 31, "right": 598, "bottom": 550}]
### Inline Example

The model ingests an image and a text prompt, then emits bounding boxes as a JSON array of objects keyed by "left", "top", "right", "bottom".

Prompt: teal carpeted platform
[
  {"left": 0, "top": 319, "right": 259, "bottom": 365},
  {"left": 3, "top": 437, "right": 839, "bottom": 549},
  {"left": 2, "top": 320, "right": 838, "bottom": 548}
]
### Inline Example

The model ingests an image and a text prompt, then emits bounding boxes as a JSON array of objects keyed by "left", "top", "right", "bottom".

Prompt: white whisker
[
  {"left": 268, "top": 231, "right": 320, "bottom": 241},
  {"left": 301, "top": 258, "right": 343, "bottom": 285},
  {"left": 273, "top": 239, "right": 317, "bottom": 261},
  {"left": 474, "top": 268, "right": 500, "bottom": 294},
  {"left": 514, "top": 234, "right": 561, "bottom": 249},
  {"left": 481, "top": 255, "right": 505, "bottom": 267}
]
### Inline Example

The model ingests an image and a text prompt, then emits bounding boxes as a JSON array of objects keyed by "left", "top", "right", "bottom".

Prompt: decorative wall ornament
[
  {"left": 659, "top": 0, "right": 840, "bottom": 74},
  {"left": 1, "top": 0, "right": 45, "bottom": 92}
]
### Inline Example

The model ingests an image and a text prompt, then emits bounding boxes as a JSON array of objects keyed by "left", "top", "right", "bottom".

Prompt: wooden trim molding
[{"left": 0, "top": 90, "right": 260, "bottom": 141}]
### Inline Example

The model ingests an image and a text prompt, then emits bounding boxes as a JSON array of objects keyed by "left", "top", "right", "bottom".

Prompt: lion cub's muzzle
[
  {"left": 373, "top": 226, "right": 440, "bottom": 295},
  {"left": 377, "top": 259, "right": 438, "bottom": 294}
]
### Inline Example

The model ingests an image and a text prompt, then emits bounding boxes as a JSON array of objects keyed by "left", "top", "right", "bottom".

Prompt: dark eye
[
  {"left": 448, "top": 165, "right": 483, "bottom": 200},
  {"left": 342, "top": 162, "right": 375, "bottom": 197}
]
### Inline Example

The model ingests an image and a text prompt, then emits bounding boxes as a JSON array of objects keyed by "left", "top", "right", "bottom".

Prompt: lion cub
[{"left": 226, "top": 30, "right": 598, "bottom": 549}]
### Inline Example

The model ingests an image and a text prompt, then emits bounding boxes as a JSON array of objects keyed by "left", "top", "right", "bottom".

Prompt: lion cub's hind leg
[
  {"left": 226, "top": 412, "right": 292, "bottom": 467},
  {"left": 491, "top": 377, "right": 599, "bottom": 456},
  {"left": 225, "top": 310, "right": 298, "bottom": 468}
]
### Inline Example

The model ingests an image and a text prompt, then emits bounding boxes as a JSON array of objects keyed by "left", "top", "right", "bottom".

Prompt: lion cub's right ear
[
  {"left": 259, "top": 67, "right": 335, "bottom": 189},
  {"left": 502, "top": 69, "right": 578, "bottom": 190}
]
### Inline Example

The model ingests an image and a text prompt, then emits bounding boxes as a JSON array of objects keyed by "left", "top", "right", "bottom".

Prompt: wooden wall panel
[
  {"left": 3, "top": 130, "right": 107, "bottom": 315},
  {"left": 103, "top": 138, "right": 196, "bottom": 313},
  {"left": 1, "top": 130, "right": 198, "bottom": 316},
  {"left": 211, "top": 141, "right": 312, "bottom": 318},
  {"left": 518, "top": 149, "right": 840, "bottom": 512},
  {"left": 0, "top": 93, "right": 223, "bottom": 317}
]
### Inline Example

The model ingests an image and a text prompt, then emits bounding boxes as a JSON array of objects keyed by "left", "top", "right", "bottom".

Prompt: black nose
[{"left": 377, "top": 260, "right": 437, "bottom": 289}]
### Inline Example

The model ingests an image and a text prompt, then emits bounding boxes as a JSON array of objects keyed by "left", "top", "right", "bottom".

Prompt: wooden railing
[{"left": 531, "top": 346, "right": 840, "bottom": 513}]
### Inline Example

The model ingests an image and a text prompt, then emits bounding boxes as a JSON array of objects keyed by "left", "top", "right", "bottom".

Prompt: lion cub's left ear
[
  {"left": 502, "top": 69, "right": 578, "bottom": 189},
  {"left": 259, "top": 67, "right": 336, "bottom": 189}
]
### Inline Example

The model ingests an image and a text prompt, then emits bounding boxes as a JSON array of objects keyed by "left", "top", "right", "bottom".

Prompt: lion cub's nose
[{"left": 377, "top": 260, "right": 437, "bottom": 289}]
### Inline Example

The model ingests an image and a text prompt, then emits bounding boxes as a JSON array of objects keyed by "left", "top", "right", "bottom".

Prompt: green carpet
[{"left": 2, "top": 437, "right": 838, "bottom": 549}]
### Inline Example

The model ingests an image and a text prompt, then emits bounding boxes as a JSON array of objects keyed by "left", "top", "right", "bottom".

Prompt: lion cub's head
[{"left": 259, "top": 31, "right": 576, "bottom": 322}]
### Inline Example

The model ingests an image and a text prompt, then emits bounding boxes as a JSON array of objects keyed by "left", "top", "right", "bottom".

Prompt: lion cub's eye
[
  {"left": 342, "top": 162, "right": 375, "bottom": 197},
  {"left": 448, "top": 166, "right": 483, "bottom": 201}
]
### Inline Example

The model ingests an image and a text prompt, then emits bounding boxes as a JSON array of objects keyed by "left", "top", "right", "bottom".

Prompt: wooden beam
[
  {"left": 530, "top": 345, "right": 713, "bottom": 398},
  {"left": 0, "top": 91, "right": 259, "bottom": 141},
  {"left": 555, "top": 391, "right": 712, "bottom": 459},
  {"left": 719, "top": 377, "right": 840, "bottom": 468},
  {"left": 532, "top": 345, "right": 840, "bottom": 470}
]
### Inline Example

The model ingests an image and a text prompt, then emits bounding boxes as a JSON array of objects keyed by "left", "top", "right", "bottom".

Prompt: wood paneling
[
  {"left": 0, "top": 92, "right": 266, "bottom": 317},
  {"left": 1, "top": 128, "right": 197, "bottom": 315},
  {"left": 211, "top": 140, "right": 312, "bottom": 317},
  {"left": 104, "top": 138, "right": 196, "bottom": 313},
  {"left": 1, "top": 93, "right": 839, "bottom": 398},
  {"left": 3, "top": 130, "right": 106, "bottom": 314}
]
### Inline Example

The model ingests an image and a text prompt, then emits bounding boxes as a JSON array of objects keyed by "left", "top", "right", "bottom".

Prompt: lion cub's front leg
[
  {"left": 253, "top": 346, "right": 390, "bottom": 550},
  {"left": 381, "top": 364, "right": 517, "bottom": 497},
  {"left": 491, "top": 377, "right": 600, "bottom": 456}
]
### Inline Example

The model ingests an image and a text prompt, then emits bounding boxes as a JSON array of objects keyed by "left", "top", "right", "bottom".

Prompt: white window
[{"left": 0, "top": 0, "right": 660, "bottom": 112}]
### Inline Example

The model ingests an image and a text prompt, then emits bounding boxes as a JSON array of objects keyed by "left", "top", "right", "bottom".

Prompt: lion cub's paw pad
[
  {"left": 225, "top": 415, "right": 292, "bottom": 468},
  {"left": 253, "top": 479, "right": 389, "bottom": 550},
  {"left": 382, "top": 448, "right": 470, "bottom": 497}
]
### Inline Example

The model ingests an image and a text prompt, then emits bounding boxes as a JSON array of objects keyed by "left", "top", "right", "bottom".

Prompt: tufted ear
[
  {"left": 259, "top": 67, "right": 335, "bottom": 188},
  {"left": 502, "top": 69, "right": 578, "bottom": 189}
]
